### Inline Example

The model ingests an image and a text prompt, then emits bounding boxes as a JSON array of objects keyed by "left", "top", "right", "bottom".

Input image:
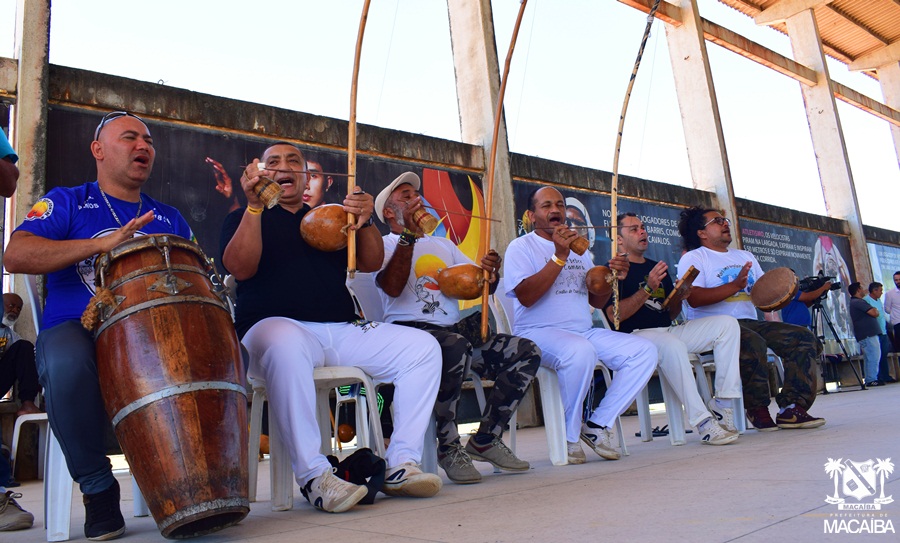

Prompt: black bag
[{"left": 325, "top": 448, "right": 386, "bottom": 504}]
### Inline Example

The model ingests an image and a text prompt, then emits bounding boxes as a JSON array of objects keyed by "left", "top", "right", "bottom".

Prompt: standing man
[
  {"left": 884, "top": 271, "right": 900, "bottom": 353},
  {"left": 503, "top": 186, "right": 657, "bottom": 464},
  {"left": 221, "top": 144, "right": 442, "bottom": 513},
  {"left": 4, "top": 112, "right": 195, "bottom": 540},
  {"left": 864, "top": 282, "right": 895, "bottom": 384},
  {"left": 0, "top": 126, "right": 33, "bottom": 533},
  {"left": 676, "top": 206, "right": 825, "bottom": 431},
  {"left": 375, "top": 172, "right": 540, "bottom": 484},
  {"left": 608, "top": 212, "right": 740, "bottom": 445},
  {"left": 849, "top": 282, "right": 883, "bottom": 387}
]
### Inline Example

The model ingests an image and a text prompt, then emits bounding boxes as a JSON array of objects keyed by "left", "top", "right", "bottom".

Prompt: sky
[{"left": 1, "top": 0, "right": 898, "bottom": 232}]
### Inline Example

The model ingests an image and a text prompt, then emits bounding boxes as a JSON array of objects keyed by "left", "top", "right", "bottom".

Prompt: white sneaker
[
  {"left": 697, "top": 417, "right": 739, "bottom": 446},
  {"left": 566, "top": 441, "right": 586, "bottom": 465},
  {"left": 579, "top": 423, "right": 620, "bottom": 460},
  {"left": 382, "top": 462, "right": 442, "bottom": 498},
  {"left": 707, "top": 398, "right": 737, "bottom": 433},
  {"left": 301, "top": 469, "right": 367, "bottom": 513}
]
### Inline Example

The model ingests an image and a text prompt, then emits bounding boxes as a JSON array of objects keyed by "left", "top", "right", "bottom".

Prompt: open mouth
[{"left": 133, "top": 155, "right": 150, "bottom": 165}]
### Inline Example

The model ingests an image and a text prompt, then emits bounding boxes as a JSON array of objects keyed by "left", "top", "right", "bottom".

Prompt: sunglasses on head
[
  {"left": 93, "top": 111, "right": 145, "bottom": 141},
  {"left": 703, "top": 216, "right": 731, "bottom": 228}
]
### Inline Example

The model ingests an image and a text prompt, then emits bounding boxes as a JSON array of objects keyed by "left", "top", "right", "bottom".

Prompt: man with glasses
[
  {"left": 676, "top": 206, "right": 824, "bottom": 431},
  {"left": 5, "top": 111, "right": 194, "bottom": 540},
  {"left": 607, "top": 212, "right": 741, "bottom": 445}
]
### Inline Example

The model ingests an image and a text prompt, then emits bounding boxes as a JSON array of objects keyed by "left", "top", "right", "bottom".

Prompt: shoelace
[
  {"left": 318, "top": 469, "right": 355, "bottom": 501},
  {"left": 442, "top": 445, "right": 472, "bottom": 468},
  {"left": 1, "top": 492, "right": 24, "bottom": 513}
]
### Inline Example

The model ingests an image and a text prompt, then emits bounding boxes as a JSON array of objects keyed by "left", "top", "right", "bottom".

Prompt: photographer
[{"left": 781, "top": 272, "right": 835, "bottom": 328}]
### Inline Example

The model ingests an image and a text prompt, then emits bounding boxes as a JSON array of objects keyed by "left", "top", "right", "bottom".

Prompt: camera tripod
[{"left": 811, "top": 299, "right": 866, "bottom": 392}]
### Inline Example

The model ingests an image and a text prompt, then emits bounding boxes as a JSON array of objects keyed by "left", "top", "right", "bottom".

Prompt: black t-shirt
[
  {"left": 606, "top": 258, "right": 674, "bottom": 334},
  {"left": 849, "top": 297, "right": 880, "bottom": 341},
  {"left": 220, "top": 206, "right": 359, "bottom": 338}
]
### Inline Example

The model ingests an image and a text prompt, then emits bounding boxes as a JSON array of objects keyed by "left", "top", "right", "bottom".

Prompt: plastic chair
[
  {"left": 688, "top": 353, "right": 747, "bottom": 433},
  {"left": 492, "top": 281, "right": 628, "bottom": 465},
  {"left": 24, "top": 275, "right": 149, "bottom": 541},
  {"left": 247, "top": 365, "right": 385, "bottom": 511}
]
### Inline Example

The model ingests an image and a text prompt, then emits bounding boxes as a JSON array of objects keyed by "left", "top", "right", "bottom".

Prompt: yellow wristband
[
  {"left": 246, "top": 206, "right": 264, "bottom": 215},
  {"left": 551, "top": 254, "right": 566, "bottom": 267}
]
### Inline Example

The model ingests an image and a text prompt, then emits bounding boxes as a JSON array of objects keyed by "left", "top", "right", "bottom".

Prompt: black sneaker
[{"left": 83, "top": 480, "right": 125, "bottom": 541}]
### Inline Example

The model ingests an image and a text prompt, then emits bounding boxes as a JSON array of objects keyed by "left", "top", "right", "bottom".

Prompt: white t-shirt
[
  {"left": 503, "top": 231, "right": 594, "bottom": 333},
  {"left": 676, "top": 246, "right": 764, "bottom": 320},
  {"left": 379, "top": 234, "right": 471, "bottom": 326}
]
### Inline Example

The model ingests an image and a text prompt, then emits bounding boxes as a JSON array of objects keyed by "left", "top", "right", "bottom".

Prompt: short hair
[
  {"left": 868, "top": 282, "right": 882, "bottom": 293},
  {"left": 894, "top": 271, "right": 900, "bottom": 276},
  {"left": 848, "top": 282, "right": 862, "bottom": 296},
  {"left": 678, "top": 206, "right": 716, "bottom": 252},
  {"left": 616, "top": 211, "right": 638, "bottom": 224},
  {"left": 526, "top": 187, "right": 543, "bottom": 212}
]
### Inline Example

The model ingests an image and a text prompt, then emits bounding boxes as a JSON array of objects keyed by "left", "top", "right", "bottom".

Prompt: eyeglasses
[
  {"left": 703, "top": 216, "right": 731, "bottom": 228},
  {"left": 93, "top": 111, "right": 145, "bottom": 141}
]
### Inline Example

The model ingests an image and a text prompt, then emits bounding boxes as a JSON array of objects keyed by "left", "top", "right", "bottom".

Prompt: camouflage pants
[
  {"left": 396, "top": 322, "right": 540, "bottom": 448},
  {"left": 738, "top": 319, "right": 822, "bottom": 410}
]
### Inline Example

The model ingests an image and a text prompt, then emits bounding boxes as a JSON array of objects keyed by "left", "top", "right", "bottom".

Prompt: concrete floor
[{"left": 5, "top": 383, "right": 898, "bottom": 543}]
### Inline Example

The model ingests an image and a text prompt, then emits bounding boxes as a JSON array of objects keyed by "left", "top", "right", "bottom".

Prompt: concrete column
[
  {"left": 785, "top": 9, "right": 871, "bottom": 281},
  {"left": 664, "top": 0, "right": 741, "bottom": 245},
  {"left": 8, "top": 0, "right": 50, "bottom": 341},
  {"left": 446, "top": 0, "right": 516, "bottom": 253},
  {"left": 879, "top": 62, "right": 900, "bottom": 170}
]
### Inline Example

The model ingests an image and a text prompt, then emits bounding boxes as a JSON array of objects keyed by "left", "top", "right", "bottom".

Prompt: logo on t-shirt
[{"left": 25, "top": 198, "right": 54, "bottom": 221}]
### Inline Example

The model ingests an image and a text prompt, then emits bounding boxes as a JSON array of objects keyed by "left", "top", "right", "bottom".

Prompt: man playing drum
[
  {"left": 608, "top": 212, "right": 740, "bottom": 445},
  {"left": 5, "top": 112, "right": 194, "bottom": 540},
  {"left": 374, "top": 172, "right": 540, "bottom": 484},
  {"left": 676, "top": 206, "right": 825, "bottom": 431},
  {"left": 503, "top": 186, "right": 657, "bottom": 464},
  {"left": 221, "top": 143, "right": 443, "bottom": 514}
]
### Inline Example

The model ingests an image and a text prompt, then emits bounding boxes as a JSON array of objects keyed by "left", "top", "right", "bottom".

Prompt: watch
[{"left": 639, "top": 281, "right": 653, "bottom": 295}]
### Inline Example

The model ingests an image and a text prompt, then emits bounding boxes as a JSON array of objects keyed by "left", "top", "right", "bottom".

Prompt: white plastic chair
[
  {"left": 688, "top": 353, "right": 747, "bottom": 433},
  {"left": 492, "top": 281, "right": 627, "bottom": 465},
  {"left": 24, "top": 275, "right": 148, "bottom": 541},
  {"left": 246, "top": 365, "right": 385, "bottom": 511}
]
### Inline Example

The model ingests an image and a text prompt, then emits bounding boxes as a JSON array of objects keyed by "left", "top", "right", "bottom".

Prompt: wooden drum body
[{"left": 93, "top": 235, "right": 248, "bottom": 539}]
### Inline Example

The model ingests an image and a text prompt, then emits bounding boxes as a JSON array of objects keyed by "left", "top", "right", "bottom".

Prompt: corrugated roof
[{"left": 717, "top": 0, "right": 900, "bottom": 71}]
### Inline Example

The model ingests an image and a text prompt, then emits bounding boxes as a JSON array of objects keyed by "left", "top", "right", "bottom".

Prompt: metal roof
[{"left": 716, "top": 0, "right": 900, "bottom": 73}]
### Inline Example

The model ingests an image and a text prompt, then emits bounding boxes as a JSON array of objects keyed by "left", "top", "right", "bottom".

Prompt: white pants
[
  {"left": 518, "top": 327, "right": 657, "bottom": 442},
  {"left": 632, "top": 315, "right": 742, "bottom": 427},
  {"left": 243, "top": 317, "right": 441, "bottom": 485}
]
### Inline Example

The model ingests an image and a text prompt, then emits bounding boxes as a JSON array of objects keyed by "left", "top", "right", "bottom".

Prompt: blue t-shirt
[
  {"left": 780, "top": 291, "right": 811, "bottom": 328},
  {"left": 0, "top": 129, "right": 17, "bottom": 163},
  {"left": 14, "top": 182, "right": 194, "bottom": 329}
]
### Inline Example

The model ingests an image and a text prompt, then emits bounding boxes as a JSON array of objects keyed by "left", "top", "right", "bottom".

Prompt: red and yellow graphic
[{"left": 25, "top": 198, "right": 54, "bottom": 221}]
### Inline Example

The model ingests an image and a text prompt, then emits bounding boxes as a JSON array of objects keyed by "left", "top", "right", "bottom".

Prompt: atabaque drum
[
  {"left": 750, "top": 266, "right": 799, "bottom": 312},
  {"left": 92, "top": 235, "right": 248, "bottom": 539}
]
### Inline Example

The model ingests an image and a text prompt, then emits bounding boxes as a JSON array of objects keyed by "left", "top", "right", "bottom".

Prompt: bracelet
[
  {"left": 550, "top": 254, "right": 566, "bottom": 267},
  {"left": 398, "top": 230, "right": 417, "bottom": 247},
  {"left": 359, "top": 216, "right": 375, "bottom": 229},
  {"left": 246, "top": 206, "right": 264, "bottom": 215}
]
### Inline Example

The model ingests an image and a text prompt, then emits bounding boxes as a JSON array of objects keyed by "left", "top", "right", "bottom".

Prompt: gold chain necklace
[{"left": 98, "top": 185, "right": 142, "bottom": 228}]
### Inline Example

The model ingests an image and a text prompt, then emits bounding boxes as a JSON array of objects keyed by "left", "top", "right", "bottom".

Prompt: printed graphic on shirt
[
  {"left": 25, "top": 198, "right": 54, "bottom": 221},
  {"left": 410, "top": 253, "right": 449, "bottom": 317},
  {"left": 77, "top": 228, "right": 146, "bottom": 295},
  {"left": 555, "top": 259, "right": 589, "bottom": 297},
  {"left": 717, "top": 264, "right": 755, "bottom": 302}
]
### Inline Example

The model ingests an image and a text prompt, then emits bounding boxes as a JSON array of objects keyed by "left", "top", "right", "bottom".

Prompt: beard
[{"left": 2, "top": 315, "right": 17, "bottom": 329}]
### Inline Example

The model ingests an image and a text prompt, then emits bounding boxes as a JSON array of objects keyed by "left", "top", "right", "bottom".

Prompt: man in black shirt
[
  {"left": 606, "top": 212, "right": 740, "bottom": 445},
  {"left": 848, "top": 282, "right": 882, "bottom": 386},
  {"left": 221, "top": 143, "right": 443, "bottom": 514}
]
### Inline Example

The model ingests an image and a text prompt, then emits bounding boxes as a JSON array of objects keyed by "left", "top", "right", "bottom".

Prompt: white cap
[{"left": 375, "top": 171, "right": 421, "bottom": 223}]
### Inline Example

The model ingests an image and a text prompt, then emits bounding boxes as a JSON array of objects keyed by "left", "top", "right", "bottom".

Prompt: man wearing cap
[
  {"left": 374, "top": 172, "right": 540, "bottom": 484},
  {"left": 221, "top": 145, "right": 443, "bottom": 513},
  {"left": 5, "top": 112, "right": 194, "bottom": 540}
]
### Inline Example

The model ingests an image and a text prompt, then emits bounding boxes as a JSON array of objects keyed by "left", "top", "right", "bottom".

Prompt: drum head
[{"left": 751, "top": 267, "right": 799, "bottom": 312}]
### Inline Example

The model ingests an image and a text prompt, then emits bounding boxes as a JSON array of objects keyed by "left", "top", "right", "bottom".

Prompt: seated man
[
  {"left": 503, "top": 186, "right": 657, "bottom": 464},
  {"left": 676, "top": 206, "right": 825, "bottom": 431},
  {"left": 222, "top": 144, "right": 443, "bottom": 513},
  {"left": 608, "top": 212, "right": 739, "bottom": 445},
  {"left": 374, "top": 172, "right": 540, "bottom": 484},
  {"left": 4, "top": 112, "right": 195, "bottom": 539},
  {"left": 0, "top": 293, "right": 40, "bottom": 417}
]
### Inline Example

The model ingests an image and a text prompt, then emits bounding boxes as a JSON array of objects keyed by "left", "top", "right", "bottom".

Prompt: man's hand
[
  {"left": 343, "top": 189, "right": 375, "bottom": 230},
  {"left": 480, "top": 250, "right": 501, "bottom": 284},
  {"left": 733, "top": 262, "right": 752, "bottom": 289},
  {"left": 551, "top": 225, "right": 578, "bottom": 259},
  {"left": 206, "top": 157, "right": 233, "bottom": 199},
  {"left": 98, "top": 211, "right": 155, "bottom": 253},
  {"left": 240, "top": 159, "right": 270, "bottom": 209},
  {"left": 400, "top": 195, "right": 426, "bottom": 237},
  {"left": 647, "top": 260, "right": 668, "bottom": 290},
  {"left": 608, "top": 253, "right": 630, "bottom": 280}
]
